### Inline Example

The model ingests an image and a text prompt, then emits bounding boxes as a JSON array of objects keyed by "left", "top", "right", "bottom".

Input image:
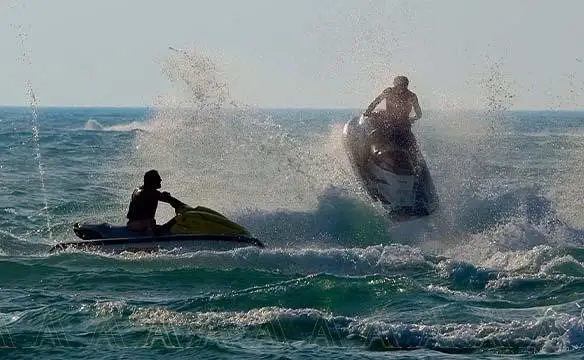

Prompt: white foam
[
  {"left": 108, "top": 244, "right": 431, "bottom": 276},
  {"left": 91, "top": 302, "right": 584, "bottom": 353},
  {"left": 81, "top": 119, "right": 148, "bottom": 132}
]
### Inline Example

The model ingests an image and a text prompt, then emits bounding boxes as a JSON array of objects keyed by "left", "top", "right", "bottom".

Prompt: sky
[{"left": 1, "top": 0, "right": 583, "bottom": 109}]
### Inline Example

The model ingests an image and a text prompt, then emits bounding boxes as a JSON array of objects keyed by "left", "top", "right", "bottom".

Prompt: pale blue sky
[{"left": 1, "top": 0, "right": 583, "bottom": 109}]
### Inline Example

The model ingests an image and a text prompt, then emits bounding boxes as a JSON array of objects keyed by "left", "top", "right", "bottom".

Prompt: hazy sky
[{"left": 1, "top": 0, "right": 583, "bottom": 109}]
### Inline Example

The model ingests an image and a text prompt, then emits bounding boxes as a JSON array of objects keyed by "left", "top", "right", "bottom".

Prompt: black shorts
[{"left": 376, "top": 125, "right": 415, "bottom": 150}]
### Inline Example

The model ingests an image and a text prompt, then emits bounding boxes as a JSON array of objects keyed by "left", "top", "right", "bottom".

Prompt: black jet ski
[
  {"left": 342, "top": 112, "right": 439, "bottom": 218},
  {"left": 50, "top": 201, "right": 264, "bottom": 253}
]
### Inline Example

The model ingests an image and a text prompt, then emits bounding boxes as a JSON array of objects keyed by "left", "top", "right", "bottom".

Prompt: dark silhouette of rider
[{"left": 126, "top": 170, "right": 181, "bottom": 234}]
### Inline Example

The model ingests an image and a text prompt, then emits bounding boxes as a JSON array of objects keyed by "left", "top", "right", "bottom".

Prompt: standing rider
[{"left": 363, "top": 75, "right": 422, "bottom": 149}]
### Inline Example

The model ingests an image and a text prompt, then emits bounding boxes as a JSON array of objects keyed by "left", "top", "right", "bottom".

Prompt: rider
[
  {"left": 126, "top": 170, "right": 181, "bottom": 234},
  {"left": 363, "top": 75, "right": 422, "bottom": 149}
]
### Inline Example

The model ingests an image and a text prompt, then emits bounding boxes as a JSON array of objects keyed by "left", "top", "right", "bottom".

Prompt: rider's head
[
  {"left": 393, "top": 76, "right": 409, "bottom": 91},
  {"left": 143, "top": 169, "right": 162, "bottom": 189}
]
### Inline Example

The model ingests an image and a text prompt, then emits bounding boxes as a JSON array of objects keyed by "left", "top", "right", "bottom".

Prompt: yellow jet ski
[{"left": 50, "top": 201, "right": 264, "bottom": 253}]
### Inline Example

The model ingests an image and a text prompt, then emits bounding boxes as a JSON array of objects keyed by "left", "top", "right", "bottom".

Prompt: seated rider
[
  {"left": 126, "top": 170, "right": 181, "bottom": 235},
  {"left": 363, "top": 75, "right": 422, "bottom": 149}
]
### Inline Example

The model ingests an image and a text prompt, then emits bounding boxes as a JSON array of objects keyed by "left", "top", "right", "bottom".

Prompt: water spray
[{"left": 15, "top": 24, "right": 53, "bottom": 241}]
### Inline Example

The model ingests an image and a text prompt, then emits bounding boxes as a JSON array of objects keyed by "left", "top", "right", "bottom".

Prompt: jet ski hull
[
  {"left": 342, "top": 115, "right": 439, "bottom": 218},
  {"left": 50, "top": 232, "right": 264, "bottom": 253}
]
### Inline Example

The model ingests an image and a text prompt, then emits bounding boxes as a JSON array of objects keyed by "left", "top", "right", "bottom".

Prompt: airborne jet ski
[
  {"left": 50, "top": 201, "right": 264, "bottom": 253},
  {"left": 342, "top": 112, "right": 438, "bottom": 218}
]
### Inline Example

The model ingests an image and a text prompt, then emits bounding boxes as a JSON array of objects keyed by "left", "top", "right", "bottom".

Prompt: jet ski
[
  {"left": 342, "top": 112, "right": 439, "bottom": 218},
  {"left": 50, "top": 201, "right": 264, "bottom": 253}
]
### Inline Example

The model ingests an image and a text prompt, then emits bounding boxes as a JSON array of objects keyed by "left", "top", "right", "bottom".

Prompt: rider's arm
[
  {"left": 411, "top": 94, "right": 422, "bottom": 121},
  {"left": 167, "top": 196, "right": 183, "bottom": 209},
  {"left": 159, "top": 191, "right": 183, "bottom": 209},
  {"left": 364, "top": 89, "right": 388, "bottom": 116}
]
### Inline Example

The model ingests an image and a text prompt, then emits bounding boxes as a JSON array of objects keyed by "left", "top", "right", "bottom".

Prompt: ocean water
[
  {"left": 0, "top": 49, "right": 583, "bottom": 360},
  {"left": 2, "top": 103, "right": 584, "bottom": 360}
]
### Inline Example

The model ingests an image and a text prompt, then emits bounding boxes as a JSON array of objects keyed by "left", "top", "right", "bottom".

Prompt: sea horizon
[{"left": 1, "top": 104, "right": 584, "bottom": 113}]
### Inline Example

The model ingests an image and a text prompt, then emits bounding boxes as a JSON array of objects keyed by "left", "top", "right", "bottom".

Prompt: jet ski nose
[
  {"left": 72, "top": 222, "right": 102, "bottom": 240},
  {"left": 73, "top": 222, "right": 82, "bottom": 236}
]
